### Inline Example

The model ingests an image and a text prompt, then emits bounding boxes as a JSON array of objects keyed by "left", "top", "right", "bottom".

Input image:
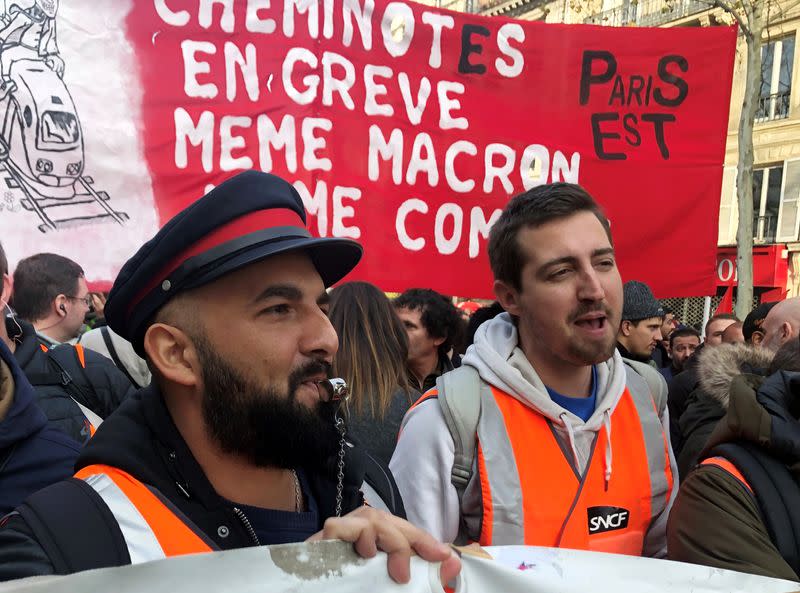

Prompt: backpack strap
[
  {"left": 623, "top": 358, "right": 668, "bottom": 414},
  {"left": 436, "top": 365, "right": 483, "bottom": 543},
  {"left": 26, "top": 346, "right": 104, "bottom": 430},
  {"left": 360, "top": 450, "right": 406, "bottom": 519},
  {"left": 99, "top": 327, "right": 141, "bottom": 389},
  {"left": 16, "top": 478, "right": 131, "bottom": 574},
  {"left": 708, "top": 441, "right": 800, "bottom": 575}
]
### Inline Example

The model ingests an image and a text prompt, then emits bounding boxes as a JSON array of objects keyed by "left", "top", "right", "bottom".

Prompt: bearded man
[{"left": 0, "top": 171, "right": 459, "bottom": 584}]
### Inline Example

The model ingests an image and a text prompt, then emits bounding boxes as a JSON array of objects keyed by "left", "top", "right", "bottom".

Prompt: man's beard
[{"left": 194, "top": 336, "right": 341, "bottom": 473}]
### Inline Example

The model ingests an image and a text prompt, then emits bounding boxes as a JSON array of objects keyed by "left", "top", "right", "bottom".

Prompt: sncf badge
[{"left": 587, "top": 506, "right": 630, "bottom": 534}]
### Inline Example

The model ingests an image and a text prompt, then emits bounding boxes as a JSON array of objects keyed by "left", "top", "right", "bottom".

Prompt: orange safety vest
[
  {"left": 416, "top": 370, "right": 674, "bottom": 554},
  {"left": 699, "top": 456, "right": 754, "bottom": 494},
  {"left": 75, "top": 465, "right": 214, "bottom": 563},
  {"left": 476, "top": 385, "right": 672, "bottom": 554}
]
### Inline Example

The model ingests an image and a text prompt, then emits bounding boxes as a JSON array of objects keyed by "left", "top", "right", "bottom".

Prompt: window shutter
[
  {"left": 777, "top": 158, "right": 800, "bottom": 242},
  {"left": 718, "top": 166, "right": 737, "bottom": 245}
]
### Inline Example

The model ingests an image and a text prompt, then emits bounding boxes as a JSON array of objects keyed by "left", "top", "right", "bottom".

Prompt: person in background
[
  {"left": 616, "top": 280, "right": 664, "bottom": 367},
  {"left": 82, "top": 292, "right": 108, "bottom": 330},
  {"left": 675, "top": 341, "right": 774, "bottom": 478},
  {"left": 394, "top": 289, "right": 464, "bottom": 392},
  {"left": 455, "top": 301, "right": 481, "bottom": 322},
  {"left": 667, "top": 314, "right": 740, "bottom": 452},
  {"left": 328, "top": 281, "right": 418, "bottom": 466},
  {"left": 0, "top": 337, "right": 79, "bottom": 516},
  {"left": 0, "top": 243, "right": 134, "bottom": 444},
  {"left": 743, "top": 301, "right": 778, "bottom": 346},
  {"left": 704, "top": 313, "right": 739, "bottom": 347},
  {"left": 761, "top": 297, "right": 800, "bottom": 352},
  {"left": 668, "top": 336, "right": 800, "bottom": 580},
  {"left": 79, "top": 325, "right": 151, "bottom": 389},
  {"left": 721, "top": 321, "right": 745, "bottom": 344},
  {"left": 11, "top": 253, "right": 91, "bottom": 348},
  {"left": 462, "top": 301, "right": 505, "bottom": 352},
  {"left": 660, "top": 327, "right": 701, "bottom": 382},
  {"left": 653, "top": 306, "right": 676, "bottom": 368}
]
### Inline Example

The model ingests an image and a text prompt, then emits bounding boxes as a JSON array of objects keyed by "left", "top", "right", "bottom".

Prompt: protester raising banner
[{"left": 0, "top": 1, "right": 735, "bottom": 298}]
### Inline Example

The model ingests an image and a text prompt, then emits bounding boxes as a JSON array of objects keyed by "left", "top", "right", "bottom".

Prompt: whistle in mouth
[{"left": 319, "top": 378, "right": 349, "bottom": 402}]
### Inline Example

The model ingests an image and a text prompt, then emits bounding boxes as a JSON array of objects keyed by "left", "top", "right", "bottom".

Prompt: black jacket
[
  {"left": 667, "top": 346, "right": 704, "bottom": 454},
  {"left": 8, "top": 318, "right": 135, "bottom": 444},
  {"left": 0, "top": 339, "right": 80, "bottom": 516},
  {"left": 0, "top": 384, "right": 402, "bottom": 581}
]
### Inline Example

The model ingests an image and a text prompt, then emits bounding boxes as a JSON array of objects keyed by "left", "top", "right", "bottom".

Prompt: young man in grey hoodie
[{"left": 390, "top": 183, "right": 678, "bottom": 557}]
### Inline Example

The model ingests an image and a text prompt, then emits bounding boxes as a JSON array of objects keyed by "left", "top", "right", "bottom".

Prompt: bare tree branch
[{"left": 714, "top": 0, "right": 753, "bottom": 37}]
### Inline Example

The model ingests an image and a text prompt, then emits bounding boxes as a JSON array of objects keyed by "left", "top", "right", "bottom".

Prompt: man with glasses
[
  {"left": 2, "top": 250, "right": 134, "bottom": 443},
  {"left": 12, "top": 253, "right": 92, "bottom": 347}
]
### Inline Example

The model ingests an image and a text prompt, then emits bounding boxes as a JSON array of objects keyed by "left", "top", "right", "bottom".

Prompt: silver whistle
[{"left": 319, "top": 377, "right": 350, "bottom": 403}]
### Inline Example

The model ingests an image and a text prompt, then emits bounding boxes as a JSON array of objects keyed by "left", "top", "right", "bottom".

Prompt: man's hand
[
  {"left": 90, "top": 292, "right": 107, "bottom": 319},
  {"left": 307, "top": 507, "right": 461, "bottom": 584}
]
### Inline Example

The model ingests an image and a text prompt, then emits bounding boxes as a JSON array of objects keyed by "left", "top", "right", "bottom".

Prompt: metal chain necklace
[
  {"left": 291, "top": 469, "right": 302, "bottom": 512},
  {"left": 334, "top": 415, "right": 347, "bottom": 517},
  {"left": 321, "top": 378, "right": 351, "bottom": 517}
]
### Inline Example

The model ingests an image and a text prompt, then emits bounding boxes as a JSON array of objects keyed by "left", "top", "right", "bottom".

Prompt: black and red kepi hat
[{"left": 104, "top": 170, "right": 363, "bottom": 355}]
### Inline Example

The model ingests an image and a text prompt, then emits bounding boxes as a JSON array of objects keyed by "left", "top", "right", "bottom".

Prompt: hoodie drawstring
[
  {"left": 560, "top": 413, "right": 582, "bottom": 469},
  {"left": 603, "top": 409, "right": 613, "bottom": 491}
]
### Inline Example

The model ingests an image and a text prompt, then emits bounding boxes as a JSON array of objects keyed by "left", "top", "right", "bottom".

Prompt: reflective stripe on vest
[
  {"left": 700, "top": 456, "right": 754, "bottom": 495},
  {"left": 471, "top": 382, "right": 673, "bottom": 554},
  {"left": 74, "top": 465, "right": 214, "bottom": 563}
]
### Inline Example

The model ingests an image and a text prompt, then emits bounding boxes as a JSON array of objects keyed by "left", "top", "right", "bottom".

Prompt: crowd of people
[{"left": 0, "top": 171, "right": 798, "bottom": 583}]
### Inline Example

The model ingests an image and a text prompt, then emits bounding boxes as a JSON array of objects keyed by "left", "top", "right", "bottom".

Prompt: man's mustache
[
  {"left": 568, "top": 303, "right": 613, "bottom": 323},
  {"left": 288, "top": 360, "right": 332, "bottom": 400}
]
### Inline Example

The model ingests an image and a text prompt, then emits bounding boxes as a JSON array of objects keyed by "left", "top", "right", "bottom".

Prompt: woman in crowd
[{"left": 328, "top": 281, "right": 418, "bottom": 465}]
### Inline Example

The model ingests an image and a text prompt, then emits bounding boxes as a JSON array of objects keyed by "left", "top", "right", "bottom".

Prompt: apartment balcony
[
  {"left": 477, "top": 0, "right": 548, "bottom": 18},
  {"left": 755, "top": 91, "right": 792, "bottom": 123},
  {"left": 584, "top": 0, "right": 710, "bottom": 27},
  {"left": 584, "top": 4, "right": 632, "bottom": 26}
]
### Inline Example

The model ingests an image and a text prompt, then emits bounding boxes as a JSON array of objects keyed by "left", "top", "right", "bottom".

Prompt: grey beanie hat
[{"left": 622, "top": 281, "right": 664, "bottom": 322}]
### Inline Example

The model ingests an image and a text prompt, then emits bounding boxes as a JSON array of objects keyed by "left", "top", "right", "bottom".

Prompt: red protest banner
[
  {"left": 126, "top": 2, "right": 735, "bottom": 298},
  {"left": 0, "top": 2, "right": 736, "bottom": 299}
]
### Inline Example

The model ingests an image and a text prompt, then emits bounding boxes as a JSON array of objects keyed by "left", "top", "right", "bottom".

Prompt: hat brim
[
  {"left": 181, "top": 235, "right": 363, "bottom": 291},
  {"left": 125, "top": 235, "right": 362, "bottom": 356}
]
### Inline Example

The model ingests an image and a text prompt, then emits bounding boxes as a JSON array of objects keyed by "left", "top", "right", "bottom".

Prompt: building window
[
  {"left": 753, "top": 165, "right": 784, "bottom": 242},
  {"left": 757, "top": 35, "right": 795, "bottom": 122},
  {"left": 778, "top": 160, "right": 800, "bottom": 242}
]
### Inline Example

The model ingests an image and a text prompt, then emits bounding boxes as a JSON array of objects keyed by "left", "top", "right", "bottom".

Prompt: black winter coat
[
  {"left": 8, "top": 318, "right": 135, "bottom": 444},
  {"left": 0, "top": 339, "right": 80, "bottom": 516},
  {"left": 0, "top": 384, "right": 403, "bottom": 581}
]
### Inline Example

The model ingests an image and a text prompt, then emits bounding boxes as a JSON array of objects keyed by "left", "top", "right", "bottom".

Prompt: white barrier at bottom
[{"left": 0, "top": 541, "right": 797, "bottom": 593}]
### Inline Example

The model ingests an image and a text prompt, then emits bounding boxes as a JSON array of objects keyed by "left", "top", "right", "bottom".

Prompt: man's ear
[
  {"left": 752, "top": 331, "right": 765, "bottom": 346},
  {"left": 494, "top": 280, "right": 521, "bottom": 317},
  {"left": 620, "top": 320, "right": 633, "bottom": 337},
  {"left": 54, "top": 294, "right": 68, "bottom": 317},
  {"left": 143, "top": 323, "right": 201, "bottom": 388}
]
